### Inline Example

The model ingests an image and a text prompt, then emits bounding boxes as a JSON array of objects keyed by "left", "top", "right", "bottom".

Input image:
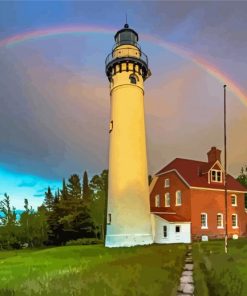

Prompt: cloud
[
  {"left": 18, "top": 180, "right": 38, "bottom": 188},
  {"left": 0, "top": 26, "right": 246, "bottom": 186},
  {"left": 33, "top": 193, "right": 45, "bottom": 198},
  {"left": 33, "top": 185, "right": 58, "bottom": 198}
]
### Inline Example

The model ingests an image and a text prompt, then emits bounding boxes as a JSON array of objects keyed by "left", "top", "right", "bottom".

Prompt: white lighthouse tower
[{"left": 105, "top": 24, "right": 153, "bottom": 247}]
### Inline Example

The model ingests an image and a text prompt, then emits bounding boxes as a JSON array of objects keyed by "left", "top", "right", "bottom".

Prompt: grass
[
  {"left": 0, "top": 243, "right": 186, "bottom": 296},
  {"left": 192, "top": 238, "right": 247, "bottom": 296}
]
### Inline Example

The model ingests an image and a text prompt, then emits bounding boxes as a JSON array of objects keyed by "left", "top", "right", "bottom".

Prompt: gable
[{"left": 155, "top": 158, "right": 247, "bottom": 192}]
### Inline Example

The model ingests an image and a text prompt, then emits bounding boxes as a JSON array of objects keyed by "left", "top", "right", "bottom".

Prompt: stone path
[{"left": 177, "top": 245, "right": 195, "bottom": 296}]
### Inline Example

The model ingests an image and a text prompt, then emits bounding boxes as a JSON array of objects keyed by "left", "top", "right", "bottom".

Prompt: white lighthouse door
[{"left": 175, "top": 225, "right": 181, "bottom": 242}]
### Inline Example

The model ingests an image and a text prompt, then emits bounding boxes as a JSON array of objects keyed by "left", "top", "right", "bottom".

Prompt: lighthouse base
[{"left": 105, "top": 234, "right": 153, "bottom": 248}]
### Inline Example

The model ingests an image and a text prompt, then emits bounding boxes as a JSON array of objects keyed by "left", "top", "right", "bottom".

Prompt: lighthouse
[{"left": 105, "top": 24, "right": 153, "bottom": 247}]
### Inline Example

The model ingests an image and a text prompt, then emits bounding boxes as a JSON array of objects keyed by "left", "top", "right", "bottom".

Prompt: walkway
[{"left": 177, "top": 244, "right": 195, "bottom": 296}]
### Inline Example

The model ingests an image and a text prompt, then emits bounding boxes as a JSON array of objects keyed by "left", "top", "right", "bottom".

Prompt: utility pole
[{"left": 224, "top": 84, "right": 228, "bottom": 254}]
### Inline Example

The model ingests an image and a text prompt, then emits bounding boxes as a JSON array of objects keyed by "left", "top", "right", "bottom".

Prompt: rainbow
[{"left": 0, "top": 25, "right": 246, "bottom": 106}]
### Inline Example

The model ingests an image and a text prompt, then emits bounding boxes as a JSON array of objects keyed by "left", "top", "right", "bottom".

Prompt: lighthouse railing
[{"left": 105, "top": 48, "right": 148, "bottom": 68}]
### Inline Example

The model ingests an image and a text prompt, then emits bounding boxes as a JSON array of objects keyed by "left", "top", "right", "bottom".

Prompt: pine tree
[
  {"left": 90, "top": 170, "right": 108, "bottom": 240},
  {"left": 82, "top": 171, "right": 91, "bottom": 207},
  {"left": 0, "top": 193, "right": 16, "bottom": 226},
  {"left": 43, "top": 186, "right": 54, "bottom": 211},
  {"left": 0, "top": 194, "right": 18, "bottom": 248},
  {"left": 60, "top": 178, "right": 69, "bottom": 200},
  {"left": 67, "top": 174, "right": 81, "bottom": 199}
]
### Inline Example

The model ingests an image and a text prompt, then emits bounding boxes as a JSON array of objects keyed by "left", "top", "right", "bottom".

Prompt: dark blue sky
[{"left": 0, "top": 1, "right": 246, "bottom": 208}]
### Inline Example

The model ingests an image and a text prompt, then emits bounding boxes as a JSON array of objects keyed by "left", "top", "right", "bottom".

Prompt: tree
[
  {"left": 0, "top": 194, "right": 18, "bottom": 248},
  {"left": 82, "top": 171, "right": 92, "bottom": 207},
  {"left": 60, "top": 179, "right": 69, "bottom": 200},
  {"left": 43, "top": 186, "right": 54, "bottom": 211},
  {"left": 67, "top": 174, "right": 82, "bottom": 199},
  {"left": 237, "top": 166, "right": 247, "bottom": 208},
  {"left": 0, "top": 193, "right": 16, "bottom": 226},
  {"left": 90, "top": 170, "right": 108, "bottom": 240}
]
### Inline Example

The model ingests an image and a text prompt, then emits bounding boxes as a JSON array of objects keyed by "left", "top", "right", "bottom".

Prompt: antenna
[
  {"left": 124, "top": 14, "right": 129, "bottom": 28},
  {"left": 223, "top": 84, "right": 228, "bottom": 254}
]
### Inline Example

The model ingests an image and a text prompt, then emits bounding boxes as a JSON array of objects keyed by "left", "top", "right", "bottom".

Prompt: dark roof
[
  {"left": 156, "top": 158, "right": 247, "bottom": 192},
  {"left": 155, "top": 213, "right": 190, "bottom": 223}
]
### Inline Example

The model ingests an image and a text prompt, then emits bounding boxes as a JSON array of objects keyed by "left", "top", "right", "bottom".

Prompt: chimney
[{"left": 207, "top": 147, "right": 221, "bottom": 163}]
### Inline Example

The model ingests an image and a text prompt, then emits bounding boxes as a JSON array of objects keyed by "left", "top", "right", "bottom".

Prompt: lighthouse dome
[{"left": 114, "top": 23, "right": 139, "bottom": 47}]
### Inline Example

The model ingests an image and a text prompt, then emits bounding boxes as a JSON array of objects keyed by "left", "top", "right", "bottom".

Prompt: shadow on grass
[
  {"left": 201, "top": 263, "right": 243, "bottom": 296},
  {"left": 0, "top": 289, "right": 15, "bottom": 296}
]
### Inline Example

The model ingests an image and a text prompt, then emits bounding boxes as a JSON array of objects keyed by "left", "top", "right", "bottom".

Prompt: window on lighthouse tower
[{"left": 129, "top": 74, "right": 137, "bottom": 84}]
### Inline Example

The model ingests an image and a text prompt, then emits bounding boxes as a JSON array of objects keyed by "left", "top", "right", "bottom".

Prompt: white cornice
[
  {"left": 155, "top": 169, "right": 190, "bottom": 188},
  {"left": 190, "top": 186, "right": 246, "bottom": 193}
]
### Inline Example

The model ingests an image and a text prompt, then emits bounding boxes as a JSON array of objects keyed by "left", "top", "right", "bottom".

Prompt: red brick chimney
[{"left": 207, "top": 147, "right": 221, "bottom": 163}]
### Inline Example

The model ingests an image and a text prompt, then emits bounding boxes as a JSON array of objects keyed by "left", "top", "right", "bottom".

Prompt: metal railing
[{"left": 105, "top": 47, "right": 148, "bottom": 68}]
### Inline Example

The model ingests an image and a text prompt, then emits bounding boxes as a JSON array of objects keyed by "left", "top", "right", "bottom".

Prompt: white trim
[
  {"left": 165, "top": 192, "right": 170, "bottom": 207},
  {"left": 151, "top": 212, "right": 176, "bottom": 214},
  {"left": 190, "top": 187, "right": 246, "bottom": 193},
  {"left": 231, "top": 194, "right": 237, "bottom": 207},
  {"left": 164, "top": 178, "right": 170, "bottom": 188},
  {"left": 217, "top": 213, "right": 224, "bottom": 229},
  {"left": 232, "top": 214, "right": 238, "bottom": 228},
  {"left": 149, "top": 176, "right": 158, "bottom": 193},
  {"left": 201, "top": 212, "right": 208, "bottom": 229},
  {"left": 155, "top": 170, "right": 247, "bottom": 193},
  {"left": 155, "top": 194, "right": 161, "bottom": 207},
  {"left": 210, "top": 160, "right": 224, "bottom": 172},
  {"left": 175, "top": 190, "right": 182, "bottom": 206},
  {"left": 156, "top": 169, "right": 190, "bottom": 188},
  {"left": 210, "top": 169, "right": 223, "bottom": 183}
]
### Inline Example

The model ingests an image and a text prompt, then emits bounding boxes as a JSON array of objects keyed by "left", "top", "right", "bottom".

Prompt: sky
[{"left": 0, "top": 1, "right": 246, "bottom": 209}]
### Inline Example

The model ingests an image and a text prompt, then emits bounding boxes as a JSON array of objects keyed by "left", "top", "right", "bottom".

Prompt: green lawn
[
  {"left": 0, "top": 244, "right": 186, "bottom": 296},
  {"left": 193, "top": 238, "right": 247, "bottom": 296}
]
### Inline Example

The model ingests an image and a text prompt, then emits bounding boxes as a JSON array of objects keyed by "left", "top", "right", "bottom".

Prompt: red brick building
[{"left": 150, "top": 147, "right": 247, "bottom": 243}]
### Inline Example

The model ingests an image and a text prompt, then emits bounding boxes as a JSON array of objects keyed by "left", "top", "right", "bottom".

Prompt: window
[
  {"left": 217, "top": 213, "right": 224, "bottom": 228},
  {"left": 201, "top": 213, "right": 208, "bottom": 229},
  {"left": 175, "top": 226, "right": 180, "bottom": 233},
  {"left": 107, "top": 213, "right": 112, "bottom": 225},
  {"left": 109, "top": 120, "right": 113, "bottom": 133},
  {"left": 176, "top": 190, "right": 182, "bottom": 206},
  {"left": 231, "top": 195, "right": 237, "bottom": 206},
  {"left": 163, "top": 226, "right": 167, "bottom": 238},
  {"left": 232, "top": 214, "right": 238, "bottom": 228},
  {"left": 155, "top": 195, "right": 160, "bottom": 207},
  {"left": 165, "top": 193, "right": 170, "bottom": 207},
  {"left": 129, "top": 74, "right": 137, "bottom": 84},
  {"left": 165, "top": 178, "right": 170, "bottom": 188},
  {"left": 211, "top": 170, "right": 222, "bottom": 182}
]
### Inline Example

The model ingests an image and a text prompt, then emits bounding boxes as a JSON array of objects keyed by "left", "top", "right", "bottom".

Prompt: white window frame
[
  {"left": 164, "top": 178, "right": 170, "bottom": 188},
  {"left": 175, "top": 190, "right": 182, "bottom": 206},
  {"left": 231, "top": 195, "right": 237, "bottom": 207},
  {"left": 211, "top": 169, "right": 222, "bottom": 182},
  {"left": 201, "top": 213, "right": 208, "bottom": 229},
  {"left": 232, "top": 214, "right": 238, "bottom": 228},
  {"left": 217, "top": 213, "right": 224, "bottom": 229},
  {"left": 165, "top": 193, "right": 170, "bottom": 207},
  {"left": 155, "top": 195, "right": 160, "bottom": 207}
]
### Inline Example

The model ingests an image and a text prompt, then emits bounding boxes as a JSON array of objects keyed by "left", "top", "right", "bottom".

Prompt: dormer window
[{"left": 211, "top": 170, "right": 222, "bottom": 182}]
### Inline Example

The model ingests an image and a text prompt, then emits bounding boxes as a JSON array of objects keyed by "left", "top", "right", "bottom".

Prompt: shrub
[{"left": 66, "top": 238, "right": 103, "bottom": 246}]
